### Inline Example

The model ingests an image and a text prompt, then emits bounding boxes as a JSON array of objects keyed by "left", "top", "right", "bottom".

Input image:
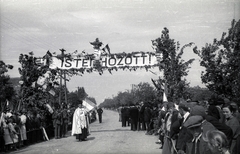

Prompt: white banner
[{"left": 49, "top": 52, "right": 158, "bottom": 69}]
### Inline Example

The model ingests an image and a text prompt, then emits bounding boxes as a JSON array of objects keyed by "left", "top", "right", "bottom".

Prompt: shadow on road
[
  {"left": 91, "top": 129, "right": 131, "bottom": 133},
  {"left": 86, "top": 136, "right": 95, "bottom": 141}
]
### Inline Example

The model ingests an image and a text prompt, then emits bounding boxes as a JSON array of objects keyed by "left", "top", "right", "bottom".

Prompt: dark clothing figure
[
  {"left": 97, "top": 108, "right": 103, "bottom": 123},
  {"left": 61, "top": 109, "right": 68, "bottom": 137},
  {"left": 91, "top": 110, "right": 97, "bottom": 123},
  {"left": 125, "top": 107, "right": 130, "bottom": 126},
  {"left": 138, "top": 105, "right": 146, "bottom": 130},
  {"left": 25, "top": 114, "right": 34, "bottom": 145},
  {"left": 52, "top": 110, "right": 62, "bottom": 139},
  {"left": 129, "top": 106, "right": 139, "bottom": 131},
  {"left": 206, "top": 106, "right": 233, "bottom": 141},
  {"left": 31, "top": 114, "right": 42, "bottom": 143},
  {"left": 144, "top": 106, "right": 152, "bottom": 132},
  {"left": 158, "top": 109, "right": 166, "bottom": 147},
  {"left": 75, "top": 128, "right": 88, "bottom": 141},
  {"left": 121, "top": 107, "right": 128, "bottom": 127}
]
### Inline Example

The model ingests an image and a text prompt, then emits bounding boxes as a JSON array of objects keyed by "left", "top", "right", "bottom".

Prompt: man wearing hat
[
  {"left": 181, "top": 115, "right": 216, "bottom": 154},
  {"left": 171, "top": 102, "right": 191, "bottom": 153}
]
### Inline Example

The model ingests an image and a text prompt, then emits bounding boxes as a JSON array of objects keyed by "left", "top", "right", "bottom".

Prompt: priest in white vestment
[{"left": 71, "top": 100, "right": 90, "bottom": 141}]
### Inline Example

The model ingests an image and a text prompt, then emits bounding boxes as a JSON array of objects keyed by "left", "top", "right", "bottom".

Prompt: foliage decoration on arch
[{"left": 38, "top": 38, "right": 162, "bottom": 75}]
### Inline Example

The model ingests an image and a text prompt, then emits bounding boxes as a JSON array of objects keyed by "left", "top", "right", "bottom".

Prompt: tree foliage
[
  {"left": 193, "top": 19, "right": 240, "bottom": 104},
  {"left": 18, "top": 52, "right": 60, "bottom": 111},
  {"left": 0, "top": 61, "right": 15, "bottom": 111},
  {"left": 77, "top": 87, "right": 88, "bottom": 100},
  {"left": 99, "top": 82, "right": 157, "bottom": 109},
  {"left": 152, "top": 27, "right": 195, "bottom": 102},
  {"left": 132, "top": 82, "right": 156, "bottom": 104},
  {"left": 186, "top": 86, "right": 213, "bottom": 101}
]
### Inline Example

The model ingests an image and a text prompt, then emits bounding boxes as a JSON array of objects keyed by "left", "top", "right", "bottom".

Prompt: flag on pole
[
  {"left": 163, "top": 82, "right": 168, "bottom": 102},
  {"left": 163, "top": 91, "right": 168, "bottom": 102},
  {"left": 102, "top": 44, "right": 111, "bottom": 55},
  {"left": 83, "top": 99, "right": 96, "bottom": 112}
]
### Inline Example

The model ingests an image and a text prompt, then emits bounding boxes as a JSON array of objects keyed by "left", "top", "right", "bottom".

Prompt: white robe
[{"left": 71, "top": 107, "right": 90, "bottom": 136}]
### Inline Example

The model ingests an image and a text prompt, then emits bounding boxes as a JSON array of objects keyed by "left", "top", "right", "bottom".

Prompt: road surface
[{"left": 10, "top": 109, "right": 162, "bottom": 154}]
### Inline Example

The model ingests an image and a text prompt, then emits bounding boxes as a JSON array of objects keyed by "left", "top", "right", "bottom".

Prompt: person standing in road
[
  {"left": 129, "top": 104, "right": 139, "bottom": 131},
  {"left": 72, "top": 100, "right": 89, "bottom": 141},
  {"left": 97, "top": 107, "right": 103, "bottom": 123},
  {"left": 61, "top": 106, "right": 69, "bottom": 137},
  {"left": 52, "top": 108, "right": 62, "bottom": 139}
]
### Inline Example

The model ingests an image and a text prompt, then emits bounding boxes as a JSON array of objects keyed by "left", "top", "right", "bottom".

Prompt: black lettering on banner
[
  {"left": 142, "top": 54, "right": 147, "bottom": 64},
  {"left": 65, "top": 58, "right": 72, "bottom": 67},
  {"left": 117, "top": 56, "right": 124, "bottom": 66},
  {"left": 61, "top": 58, "right": 64, "bottom": 67},
  {"left": 82, "top": 59, "right": 88, "bottom": 67},
  {"left": 149, "top": 54, "right": 151, "bottom": 64},
  {"left": 101, "top": 57, "right": 107, "bottom": 67},
  {"left": 133, "top": 55, "right": 140, "bottom": 64},
  {"left": 74, "top": 58, "right": 82, "bottom": 68},
  {"left": 108, "top": 57, "right": 116, "bottom": 66},
  {"left": 125, "top": 56, "right": 132, "bottom": 65},
  {"left": 89, "top": 58, "right": 94, "bottom": 67}
]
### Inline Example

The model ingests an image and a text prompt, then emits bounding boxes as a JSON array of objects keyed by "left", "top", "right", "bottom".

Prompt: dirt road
[{"left": 11, "top": 109, "right": 162, "bottom": 154}]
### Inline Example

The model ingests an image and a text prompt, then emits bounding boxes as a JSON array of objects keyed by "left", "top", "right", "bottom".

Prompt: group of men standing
[
  {"left": 119, "top": 102, "right": 157, "bottom": 132},
  {"left": 52, "top": 106, "right": 69, "bottom": 139}
]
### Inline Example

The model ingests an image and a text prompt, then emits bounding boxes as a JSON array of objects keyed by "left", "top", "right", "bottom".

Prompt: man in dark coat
[
  {"left": 171, "top": 103, "right": 191, "bottom": 152},
  {"left": 52, "top": 109, "right": 62, "bottom": 139},
  {"left": 97, "top": 108, "right": 103, "bottom": 123},
  {"left": 61, "top": 108, "right": 69, "bottom": 137},
  {"left": 144, "top": 106, "right": 152, "bottom": 133},
  {"left": 139, "top": 103, "right": 146, "bottom": 130},
  {"left": 25, "top": 111, "right": 34, "bottom": 145},
  {"left": 184, "top": 115, "right": 216, "bottom": 154},
  {"left": 129, "top": 105, "right": 139, "bottom": 131}
]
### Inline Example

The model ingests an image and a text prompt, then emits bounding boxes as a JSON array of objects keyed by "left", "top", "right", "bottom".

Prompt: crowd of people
[
  {"left": 0, "top": 107, "right": 55, "bottom": 152},
  {"left": 1, "top": 97, "right": 240, "bottom": 153},
  {"left": 117, "top": 98, "right": 240, "bottom": 154}
]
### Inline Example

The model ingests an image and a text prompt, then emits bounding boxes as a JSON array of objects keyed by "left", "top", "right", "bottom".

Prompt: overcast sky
[{"left": 1, "top": 0, "right": 240, "bottom": 104}]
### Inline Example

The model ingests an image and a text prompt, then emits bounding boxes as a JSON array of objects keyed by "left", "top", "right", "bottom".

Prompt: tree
[
  {"left": 18, "top": 52, "right": 59, "bottom": 112},
  {"left": 193, "top": 19, "right": 240, "bottom": 104},
  {"left": 77, "top": 87, "right": 88, "bottom": 100},
  {"left": 186, "top": 86, "right": 213, "bottom": 101},
  {"left": 152, "top": 28, "right": 195, "bottom": 102},
  {"left": 68, "top": 91, "right": 79, "bottom": 108},
  {"left": 133, "top": 82, "right": 156, "bottom": 104},
  {"left": 0, "top": 61, "right": 15, "bottom": 111}
]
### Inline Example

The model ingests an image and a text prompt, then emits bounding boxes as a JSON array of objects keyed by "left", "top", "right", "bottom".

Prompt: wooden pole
[
  {"left": 59, "top": 69, "right": 62, "bottom": 107},
  {"left": 64, "top": 70, "right": 68, "bottom": 106},
  {"left": 59, "top": 49, "right": 65, "bottom": 108}
]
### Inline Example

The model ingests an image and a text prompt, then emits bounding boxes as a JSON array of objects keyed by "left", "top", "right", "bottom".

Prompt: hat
[
  {"left": 179, "top": 102, "right": 190, "bottom": 111},
  {"left": 190, "top": 105, "right": 206, "bottom": 118},
  {"left": 184, "top": 115, "right": 203, "bottom": 128},
  {"left": 207, "top": 105, "right": 220, "bottom": 119},
  {"left": 78, "top": 100, "right": 83, "bottom": 105}
]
